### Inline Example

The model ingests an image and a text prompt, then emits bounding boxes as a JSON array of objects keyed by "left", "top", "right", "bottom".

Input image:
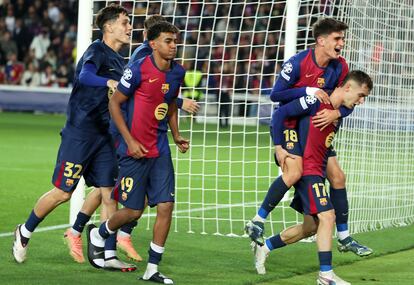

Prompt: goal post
[{"left": 72, "top": 0, "right": 414, "bottom": 236}]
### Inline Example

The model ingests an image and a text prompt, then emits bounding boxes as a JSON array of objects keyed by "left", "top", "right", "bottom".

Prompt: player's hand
[
  {"left": 314, "top": 89, "right": 330, "bottom": 104},
  {"left": 107, "top": 79, "right": 118, "bottom": 95},
  {"left": 182, "top": 99, "right": 200, "bottom": 114},
  {"left": 127, "top": 139, "right": 148, "bottom": 159},
  {"left": 312, "top": 109, "right": 341, "bottom": 130},
  {"left": 173, "top": 135, "right": 190, "bottom": 153},
  {"left": 275, "top": 145, "right": 295, "bottom": 170}
]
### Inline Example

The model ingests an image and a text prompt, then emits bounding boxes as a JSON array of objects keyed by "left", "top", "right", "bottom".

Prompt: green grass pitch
[{"left": 0, "top": 112, "right": 413, "bottom": 284}]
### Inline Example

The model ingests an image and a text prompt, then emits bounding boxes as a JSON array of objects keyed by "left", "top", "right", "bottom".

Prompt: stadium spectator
[
  {"left": 5, "top": 51, "right": 24, "bottom": 85},
  {"left": 30, "top": 27, "right": 50, "bottom": 60},
  {"left": 39, "top": 63, "right": 56, "bottom": 87},
  {"left": 21, "top": 62, "right": 41, "bottom": 87}
]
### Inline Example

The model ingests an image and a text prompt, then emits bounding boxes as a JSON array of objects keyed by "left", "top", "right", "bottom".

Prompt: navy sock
[
  {"left": 104, "top": 233, "right": 117, "bottom": 251},
  {"left": 72, "top": 212, "right": 91, "bottom": 233},
  {"left": 148, "top": 247, "right": 163, "bottom": 265},
  {"left": 265, "top": 234, "right": 286, "bottom": 251},
  {"left": 120, "top": 220, "right": 137, "bottom": 234},
  {"left": 98, "top": 222, "right": 111, "bottom": 239},
  {"left": 24, "top": 210, "right": 44, "bottom": 232},
  {"left": 259, "top": 176, "right": 290, "bottom": 217},
  {"left": 330, "top": 187, "right": 349, "bottom": 225},
  {"left": 318, "top": 251, "right": 332, "bottom": 272}
]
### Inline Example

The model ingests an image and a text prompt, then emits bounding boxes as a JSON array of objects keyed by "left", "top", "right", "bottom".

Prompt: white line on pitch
[{"left": 0, "top": 202, "right": 260, "bottom": 237}]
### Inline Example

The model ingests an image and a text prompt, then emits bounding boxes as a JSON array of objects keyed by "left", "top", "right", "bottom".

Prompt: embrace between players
[{"left": 12, "top": 4, "right": 373, "bottom": 285}]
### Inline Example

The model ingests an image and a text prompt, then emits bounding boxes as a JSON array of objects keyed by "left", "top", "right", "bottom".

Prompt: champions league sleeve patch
[
  {"left": 280, "top": 62, "right": 293, "bottom": 81},
  {"left": 120, "top": 68, "right": 133, "bottom": 88},
  {"left": 299, "top": 94, "right": 317, "bottom": 110}
]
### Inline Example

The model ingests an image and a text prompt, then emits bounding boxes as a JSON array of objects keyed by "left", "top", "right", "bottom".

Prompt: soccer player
[
  {"left": 64, "top": 14, "right": 200, "bottom": 265},
  {"left": 13, "top": 4, "right": 135, "bottom": 271},
  {"left": 253, "top": 71, "right": 372, "bottom": 284},
  {"left": 86, "top": 21, "right": 187, "bottom": 284},
  {"left": 245, "top": 17, "right": 373, "bottom": 256},
  {"left": 129, "top": 15, "right": 199, "bottom": 114}
]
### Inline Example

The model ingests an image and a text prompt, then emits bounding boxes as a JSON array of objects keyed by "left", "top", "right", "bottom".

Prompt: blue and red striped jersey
[
  {"left": 117, "top": 55, "right": 185, "bottom": 158},
  {"left": 270, "top": 48, "right": 352, "bottom": 119},
  {"left": 272, "top": 95, "right": 340, "bottom": 177}
]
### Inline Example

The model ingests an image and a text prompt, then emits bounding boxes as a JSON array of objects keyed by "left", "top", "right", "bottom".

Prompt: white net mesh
[{"left": 79, "top": 0, "right": 414, "bottom": 236}]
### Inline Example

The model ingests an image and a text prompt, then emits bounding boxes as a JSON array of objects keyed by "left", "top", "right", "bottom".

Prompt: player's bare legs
[
  {"left": 327, "top": 156, "right": 373, "bottom": 256},
  {"left": 141, "top": 202, "right": 174, "bottom": 283},
  {"left": 246, "top": 154, "right": 302, "bottom": 245},
  {"left": 13, "top": 187, "right": 72, "bottom": 263}
]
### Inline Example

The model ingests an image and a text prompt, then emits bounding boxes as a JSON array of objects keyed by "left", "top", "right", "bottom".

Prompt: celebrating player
[
  {"left": 86, "top": 22, "right": 187, "bottom": 284},
  {"left": 253, "top": 70, "right": 372, "bottom": 284},
  {"left": 246, "top": 18, "right": 372, "bottom": 256},
  {"left": 13, "top": 4, "right": 135, "bottom": 271}
]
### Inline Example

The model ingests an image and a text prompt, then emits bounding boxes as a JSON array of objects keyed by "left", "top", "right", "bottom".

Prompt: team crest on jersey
[
  {"left": 155, "top": 103, "right": 169, "bottom": 120},
  {"left": 123, "top": 68, "right": 132, "bottom": 80},
  {"left": 283, "top": 62, "right": 293, "bottom": 74},
  {"left": 122, "top": 192, "right": 128, "bottom": 201},
  {"left": 286, "top": 142, "right": 294, "bottom": 150},
  {"left": 161, "top": 83, "right": 170, "bottom": 94},
  {"left": 325, "top": 132, "right": 335, "bottom": 148},
  {"left": 66, "top": 179, "right": 74, "bottom": 187},
  {"left": 319, "top": 197, "right": 328, "bottom": 206},
  {"left": 317, "top": 77, "right": 325, "bottom": 88}
]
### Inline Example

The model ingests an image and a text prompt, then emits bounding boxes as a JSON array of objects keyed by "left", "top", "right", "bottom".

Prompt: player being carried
[
  {"left": 13, "top": 4, "right": 135, "bottom": 271},
  {"left": 253, "top": 70, "right": 372, "bottom": 284},
  {"left": 86, "top": 21, "right": 188, "bottom": 284},
  {"left": 246, "top": 18, "right": 372, "bottom": 257}
]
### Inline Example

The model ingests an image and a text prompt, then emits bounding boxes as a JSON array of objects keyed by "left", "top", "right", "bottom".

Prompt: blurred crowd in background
[{"left": 0, "top": 0, "right": 78, "bottom": 87}]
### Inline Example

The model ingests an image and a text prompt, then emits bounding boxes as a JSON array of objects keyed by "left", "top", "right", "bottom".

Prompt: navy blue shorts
[
  {"left": 290, "top": 175, "right": 333, "bottom": 215},
  {"left": 270, "top": 125, "right": 302, "bottom": 166},
  {"left": 51, "top": 132, "right": 117, "bottom": 192},
  {"left": 112, "top": 154, "right": 175, "bottom": 210}
]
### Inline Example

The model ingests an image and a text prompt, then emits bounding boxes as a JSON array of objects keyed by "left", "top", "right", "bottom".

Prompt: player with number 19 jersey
[{"left": 116, "top": 55, "right": 185, "bottom": 158}]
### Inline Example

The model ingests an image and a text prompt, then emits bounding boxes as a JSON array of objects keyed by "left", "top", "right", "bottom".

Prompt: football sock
[
  {"left": 98, "top": 220, "right": 115, "bottom": 239},
  {"left": 24, "top": 210, "right": 44, "bottom": 236},
  {"left": 318, "top": 251, "right": 332, "bottom": 272},
  {"left": 143, "top": 263, "right": 158, "bottom": 279},
  {"left": 330, "top": 187, "right": 349, "bottom": 240},
  {"left": 119, "top": 220, "right": 137, "bottom": 236},
  {"left": 19, "top": 225, "right": 32, "bottom": 245},
  {"left": 148, "top": 241, "right": 164, "bottom": 265},
  {"left": 265, "top": 234, "right": 286, "bottom": 251},
  {"left": 72, "top": 212, "right": 91, "bottom": 235},
  {"left": 104, "top": 233, "right": 117, "bottom": 259},
  {"left": 258, "top": 176, "right": 289, "bottom": 218}
]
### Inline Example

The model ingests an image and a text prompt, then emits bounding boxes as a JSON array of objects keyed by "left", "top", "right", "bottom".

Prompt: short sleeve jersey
[
  {"left": 117, "top": 55, "right": 186, "bottom": 158},
  {"left": 65, "top": 40, "right": 125, "bottom": 136},
  {"left": 108, "top": 40, "right": 153, "bottom": 137},
  {"left": 272, "top": 96, "right": 340, "bottom": 177}
]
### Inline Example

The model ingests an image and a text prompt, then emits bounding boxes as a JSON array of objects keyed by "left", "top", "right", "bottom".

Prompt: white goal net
[{"left": 75, "top": 0, "right": 414, "bottom": 237}]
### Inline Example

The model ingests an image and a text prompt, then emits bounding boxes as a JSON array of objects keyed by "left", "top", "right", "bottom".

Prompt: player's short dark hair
[
  {"left": 144, "top": 15, "right": 166, "bottom": 30},
  {"left": 147, "top": 22, "right": 179, "bottom": 41},
  {"left": 343, "top": 70, "right": 373, "bottom": 91},
  {"left": 312, "top": 18, "right": 348, "bottom": 40},
  {"left": 95, "top": 4, "right": 129, "bottom": 32}
]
